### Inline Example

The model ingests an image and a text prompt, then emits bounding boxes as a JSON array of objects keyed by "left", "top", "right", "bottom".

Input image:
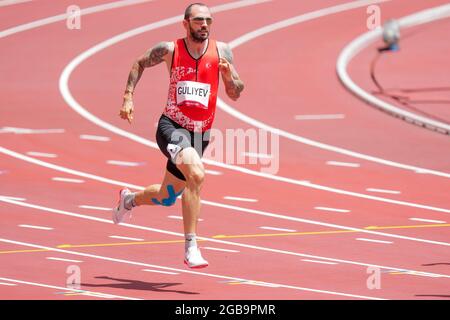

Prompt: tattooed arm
[
  {"left": 218, "top": 42, "right": 244, "bottom": 101},
  {"left": 119, "top": 41, "right": 173, "bottom": 123}
]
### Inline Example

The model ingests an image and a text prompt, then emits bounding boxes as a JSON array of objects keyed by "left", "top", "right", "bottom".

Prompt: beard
[{"left": 189, "top": 24, "right": 209, "bottom": 43}]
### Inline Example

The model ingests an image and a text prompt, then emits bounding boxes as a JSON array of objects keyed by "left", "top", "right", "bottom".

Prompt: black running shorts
[{"left": 155, "top": 114, "right": 210, "bottom": 181}]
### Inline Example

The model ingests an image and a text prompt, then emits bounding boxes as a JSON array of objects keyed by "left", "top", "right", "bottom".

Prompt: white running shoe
[
  {"left": 112, "top": 188, "right": 132, "bottom": 224},
  {"left": 184, "top": 247, "right": 209, "bottom": 269}
]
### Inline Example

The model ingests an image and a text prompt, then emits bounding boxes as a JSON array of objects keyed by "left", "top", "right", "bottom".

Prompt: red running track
[{"left": 0, "top": 0, "right": 449, "bottom": 300}]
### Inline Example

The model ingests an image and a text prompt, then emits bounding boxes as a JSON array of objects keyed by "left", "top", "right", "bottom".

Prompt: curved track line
[
  {"left": 1, "top": 198, "right": 448, "bottom": 281},
  {"left": 56, "top": 3, "right": 450, "bottom": 211},
  {"left": 0, "top": 0, "right": 154, "bottom": 39},
  {"left": 337, "top": 3, "right": 450, "bottom": 135},
  {"left": 0, "top": 238, "right": 385, "bottom": 300},
  {"left": 2, "top": 145, "right": 450, "bottom": 249}
]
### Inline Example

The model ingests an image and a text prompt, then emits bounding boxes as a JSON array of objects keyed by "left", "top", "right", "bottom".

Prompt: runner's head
[{"left": 183, "top": 3, "right": 213, "bottom": 43}]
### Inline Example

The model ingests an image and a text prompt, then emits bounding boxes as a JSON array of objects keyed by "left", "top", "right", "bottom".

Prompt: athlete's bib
[{"left": 176, "top": 81, "right": 211, "bottom": 109}]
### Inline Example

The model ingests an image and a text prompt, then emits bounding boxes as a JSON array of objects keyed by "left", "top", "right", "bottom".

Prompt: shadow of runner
[{"left": 81, "top": 276, "right": 199, "bottom": 295}]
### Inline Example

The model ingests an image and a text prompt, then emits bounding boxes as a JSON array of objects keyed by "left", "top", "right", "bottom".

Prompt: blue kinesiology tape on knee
[{"left": 151, "top": 185, "right": 184, "bottom": 207}]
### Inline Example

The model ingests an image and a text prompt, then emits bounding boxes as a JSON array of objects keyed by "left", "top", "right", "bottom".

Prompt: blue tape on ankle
[{"left": 151, "top": 185, "right": 184, "bottom": 207}]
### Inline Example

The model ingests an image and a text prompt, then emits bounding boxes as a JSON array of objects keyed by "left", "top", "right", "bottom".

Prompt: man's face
[{"left": 186, "top": 6, "right": 213, "bottom": 43}]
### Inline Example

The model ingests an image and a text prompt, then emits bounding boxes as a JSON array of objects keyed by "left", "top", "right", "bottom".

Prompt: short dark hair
[{"left": 184, "top": 3, "right": 208, "bottom": 20}]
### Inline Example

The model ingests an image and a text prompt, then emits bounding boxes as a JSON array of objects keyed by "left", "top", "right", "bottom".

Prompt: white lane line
[
  {"left": 0, "top": 195, "right": 26, "bottom": 201},
  {"left": 326, "top": 161, "right": 360, "bottom": 168},
  {"left": 19, "top": 224, "right": 53, "bottom": 230},
  {"left": 2, "top": 149, "right": 450, "bottom": 249},
  {"left": 0, "top": 276, "right": 140, "bottom": 300},
  {"left": 2, "top": 198, "right": 449, "bottom": 280},
  {"left": 366, "top": 188, "right": 401, "bottom": 195},
  {"left": 0, "top": 238, "right": 385, "bottom": 300},
  {"left": 52, "top": 177, "right": 85, "bottom": 183},
  {"left": 0, "top": 0, "right": 32, "bottom": 7},
  {"left": 46, "top": 257, "right": 83, "bottom": 263},
  {"left": 242, "top": 152, "right": 273, "bottom": 159},
  {"left": 302, "top": 259, "right": 338, "bottom": 265},
  {"left": 79, "top": 205, "right": 112, "bottom": 211},
  {"left": 26, "top": 152, "right": 57, "bottom": 158},
  {"left": 205, "top": 169, "right": 223, "bottom": 175},
  {"left": 142, "top": 269, "right": 179, "bottom": 275},
  {"left": 314, "top": 207, "right": 350, "bottom": 213},
  {"left": 202, "top": 247, "right": 240, "bottom": 253},
  {"left": 260, "top": 226, "right": 297, "bottom": 232},
  {"left": 109, "top": 235, "right": 144, "bottom": 241},
  {"left": 409, "top": 218, "right": 446, "bottom": 224},
  {"left": 223, "top": 196, "right": 258, "bottom": 203},
  {"left": 0, "top": 127, "right": 65, "bottom": 134},
  {"left": 356, "top": 238, "right": 393, "bottom": 244},
  {"left": 0, "top": 0, "right": 154, "bottom": 38},
  {"left": 79, "top": 134, "right": 111, "bottom": 142},
  {"left": 295, "top": 114, "right": 345, "bottom": 120},
  {"left": 168, "top": 215, "right": 203, "bottom": 222},
  {"left": 106, "top": 160, "right": 144, "bottom": 167}
]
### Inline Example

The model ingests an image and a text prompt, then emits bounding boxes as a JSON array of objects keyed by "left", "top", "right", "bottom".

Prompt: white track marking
[
  {"left": 109, "top": 235, "right": 144, "bottom": 241},
  {"left": 0, "top": 282, "right": 17, "bottom": 286},
  {"left": 79, "top": 134, "right": 111, "bottom": 142},
  {"left": 337, "top": 4, "right": 450, "bottom": 135},
  {"left": 142, "top": 269, "right": 179, "bottom": 275},
  {"left": 0, "top": 0, "right": 31, "bottom": 7},
  {"left": 1, "top": 148, "right": 450, "bottom": 247},
  {"left": 106, "top": 160, "right": 144, "bottom": 167},
  {"left": 295, "top": 114, "right": 345, "bottom": 120},
  {"left": 0, "top": 196, "right": 26, "bottom": 201},
  {"left": 46, "top": 257, "right": 83, "bottom": 263},
  {"left": 52, "top": 177, "right": 85, "bottom": 183},
  {"left": 56, "top": 2, "right": 450, "bottom": 207},
  {"left": 205, "top": 169, "right": 223, "bottom": 175},
  {"left": 18, "top": 224, "right": 53, "bottom": 230},
  {"left": 168, "top": 215, "right": 203, "bottom": 222},
  {"left": 0, "top": 0, "right": 154, "bottom": 39},
  {"left": 0, "top": 127, "right": 65, "bottom": 134},
  {"left": 326, "top": 161, "right": 360, "bottom": 168},
  {"left": 25, "top": 152, "right": 57, "bottom": 158},
  {"left": 242, "top": 152, "right": 273, "bottom": 159},
  {"left": 223, "top": 196, "right": 258, "bottom": 202},
  {"left": 409, "top": 218, "right": 446, "bottom": 224},
  {"left": 2, "top": 198, "right": 449, "bottom": 280},
  {"left": 356, "top": 238, "right": 393, "bottom": 244},
  {"left": 0, "top": 238, "right": 385, "bottom": 300},
  {"left": 314, "top": 207, "right": 350, "bottom": 213},
  {"left": 260, "top": 226, "right": 296, "bottom": 232},
  {"left": 0, "top": 276, "right": 140, "bottom": 300},
  {"left": 167, "top": 215, "right": 183, "bottom": 220},
  {"left": 366, "top": 188, "right": 401, "bottom": 195},
  {"left": 202, "top": 247, "right": 240, "bottom": 253},
  {"left": 301, "top": 259, "right": 338, "bottom": 265},
  {"left": 79, "top": 205, "right": 112, "bottom": 211}
]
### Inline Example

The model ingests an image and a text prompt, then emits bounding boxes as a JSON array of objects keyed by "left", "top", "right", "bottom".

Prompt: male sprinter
[{"left": 113, "top": 3, "right": 244, "bottom": 268}]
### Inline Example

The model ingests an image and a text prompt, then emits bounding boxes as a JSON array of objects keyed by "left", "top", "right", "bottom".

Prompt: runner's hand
[
  {"left": 219, "top": 57, "right": 232, "bottom": 79},
  {"left": 119, "top": 99, "right": 134, "bottom": 124}
]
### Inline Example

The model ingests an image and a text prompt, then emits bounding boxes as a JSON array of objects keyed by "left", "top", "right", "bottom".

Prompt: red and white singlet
[{"left": 163, "top": 38, "right": 219, "bottom": 132}]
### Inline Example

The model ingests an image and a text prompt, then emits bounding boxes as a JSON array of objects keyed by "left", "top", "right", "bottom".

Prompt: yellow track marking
[{"left": 0, "top": 223, "right": 448, "bottom": 255}]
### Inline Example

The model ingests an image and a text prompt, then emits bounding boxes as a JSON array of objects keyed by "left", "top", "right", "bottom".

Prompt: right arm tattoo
[{"left": 124, "top": 42, "right": 170, "bottom": 96}]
